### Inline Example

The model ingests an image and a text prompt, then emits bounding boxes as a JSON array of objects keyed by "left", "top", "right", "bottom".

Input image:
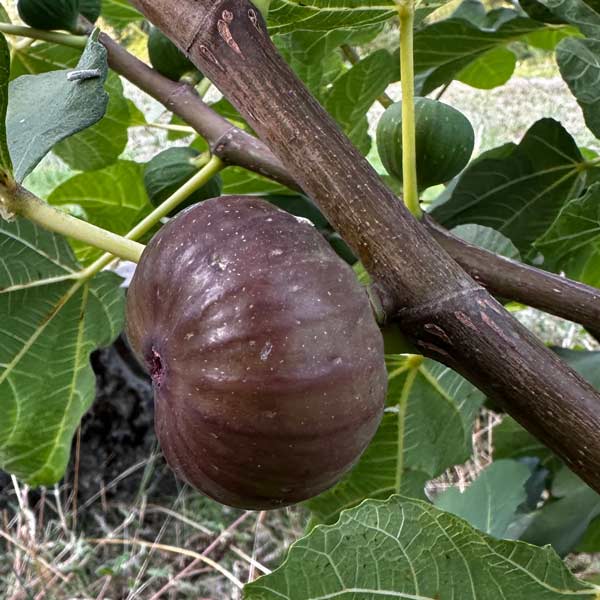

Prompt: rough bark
[
  {"left": 130, "top": 0, "right": 600, "bottom": 491},
  {"left": 94, "top": 26, "right": 600, "bottom": 335}
]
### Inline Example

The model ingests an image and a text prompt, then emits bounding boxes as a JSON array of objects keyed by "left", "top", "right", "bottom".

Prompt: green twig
[
  {"left": 79, "top": 155, "right": 226, "bottom": 278},
  {"left": 0, "top": 23, "right": 87, "bottom": 48},
  {"left": 127, "top": 154, "right": 224, "bottom": 240},
  {"left": 146, "top": 122, "right": 196, "bottom": 134},
  {"left": 397, "top": 1, "right": 422, "bottom": 219},
  {"left": 4, "top": 185, "right": 144, "bottom": 262}
]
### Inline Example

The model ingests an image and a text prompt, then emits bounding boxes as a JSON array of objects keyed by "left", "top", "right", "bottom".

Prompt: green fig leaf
[
  {"left": 456, "top": 46, "right": 517, "bottom": 90},
  {"left": 324, "top": 49, "right": 396, "bottom": 155},
  {"left": 48, "top": 160, "right": 152, "bottom": 265},
  {"left": 268, "top": 0, "right": 397, "bottom": 34},
  {"left": 0, "top": 218, "right": 124, "bottom": 486},
  {"left": 10, "top": 42, "right": 80, "bottom": 80},
  {"left": 432, "top": 119, "right": 585, "bottom": 254},
  {"left": 451, "top": 224, "right": 522, "bottom": 260},
  {"left": 100, "top": 0, "right": 144, "bottom": 26},
  {"left": 53, "top": 72, "right": 130, "bottom": 172},
  {"left": 7, "top": 35, "right": 109, "bottom": 182},
  {"left": 557, "top": 37, "right": 600, "bottom": 139},
  {"left": 434, "top": 459, "right": 531, "bottom": 538},
  {"left": 520, "top": 467, "right": 600, "bottom": 557},
  {"left": 535, "top": 182, "right": 600, "bottom": 287},
  {"left": 245, "top": 496, "right": 597, "bottom": 600},
  {"left": 412, "top": 12, "right": 550, "bottom": 95}
]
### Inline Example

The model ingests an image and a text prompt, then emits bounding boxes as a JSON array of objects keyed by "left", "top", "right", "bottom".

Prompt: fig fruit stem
[
  {"left": 196, "top": 76, "right": 212, "bottom": 98},
  {"left": 397, "top": 0, "right": 422, "bottom": 219},
  {"left": 78, "top": 154, "right": 226, "bottom": 278},
  {"left": 0, "top": 23, "right": 87, "bottom": 49},
  {"left": 3, "top": 185, "right": 145, "bottom": 263}
]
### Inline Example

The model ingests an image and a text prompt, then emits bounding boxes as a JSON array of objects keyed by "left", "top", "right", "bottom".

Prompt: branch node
[
  {"left": 396, "top": 286, "right": 486, "bottom": 324},
  {"left": 248, "top": 8, "right": 264, "bottom": 33}
]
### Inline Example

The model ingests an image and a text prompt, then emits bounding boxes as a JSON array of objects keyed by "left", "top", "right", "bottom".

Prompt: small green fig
[
  {"left": 80, "top": 0, "right": 101, "bottom": 23},
  {"left": 18, "top": 0, "right": 80, "bottom": 31},
  {"left": 377, "top": 97, "right": 475, "bottom": 189},
  {"left": 147, "top": 27, "right": 200, "bottom": 82}
]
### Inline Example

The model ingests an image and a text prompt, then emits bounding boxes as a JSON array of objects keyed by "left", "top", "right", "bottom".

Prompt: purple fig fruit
[{"left": 126, "top": 196, "right": 387, "bottom": 509}]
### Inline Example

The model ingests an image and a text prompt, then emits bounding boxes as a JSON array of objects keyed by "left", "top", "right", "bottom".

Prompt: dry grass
[{"left": 0, "top": 452, "right": 306, "bottom": 599}]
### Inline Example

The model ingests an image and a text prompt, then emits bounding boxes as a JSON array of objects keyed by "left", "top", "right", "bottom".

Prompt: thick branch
[
  {"left": 130, "top": 0, "right": 600, "bottom": 492},
  {"left": 96, "top": 31, "right": 298, "bottom": 191},
  {"left": 92, "top": 25, "right": 600, "bottom": 334}
]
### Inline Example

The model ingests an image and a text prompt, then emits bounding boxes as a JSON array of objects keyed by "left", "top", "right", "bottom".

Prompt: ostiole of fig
[{"left": 125, "top": 196, "right": 387, "bottom": 510}]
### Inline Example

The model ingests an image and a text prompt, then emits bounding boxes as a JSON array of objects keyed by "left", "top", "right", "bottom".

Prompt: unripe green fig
[
  {"left": 144, "top": 147, "right": 222, "bottom": 215},
  {"left": 126, "top": 196, "right": 387, "bottom": 509},
  {"left": 376, "top": 97, "right": 475, "bottom": 189},
  {"left": 80, "top": 0, "right": 101, "bottom": 23},
  {"left": 18, "top": 0, "right": 80, "bottom": 31},
  {"left": 147, "top": 27, "right": 200, "bottom": 82}
]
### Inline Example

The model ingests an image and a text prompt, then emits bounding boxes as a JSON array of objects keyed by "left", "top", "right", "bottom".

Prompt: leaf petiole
[
  {"left": 2, "top": 185, "right": 145, "bottom": 262},
  {"left": 396, "top": 0, "right": 422, "bottom": 218},
  {"left": 78, "top": 154, "right": 226, "bottom": 279},
  {"left": 0, "top": 23, "right": 87, "bottom": 49}
]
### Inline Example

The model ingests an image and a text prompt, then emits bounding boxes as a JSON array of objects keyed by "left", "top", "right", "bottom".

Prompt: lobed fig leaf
[{"left": 126, "top": 196, "right": 387, "bottom": 509}]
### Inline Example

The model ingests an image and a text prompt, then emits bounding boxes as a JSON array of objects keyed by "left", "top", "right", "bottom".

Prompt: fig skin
[{"left": 126, "top": 196, "right": 387, "bottom": 510}]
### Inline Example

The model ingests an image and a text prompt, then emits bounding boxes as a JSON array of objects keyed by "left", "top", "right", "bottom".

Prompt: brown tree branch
[
  {"left": 424, "top": 216, "right": 600, "bottom": 335},
  {"left": 93, "top": 24, "right": 600, "bottom": 336},
  {"left": 97, "top": 31, "right": 298, "bottom": 190},
  {"left": 128, "top": 0, "right": 600, "bottom": 492}
]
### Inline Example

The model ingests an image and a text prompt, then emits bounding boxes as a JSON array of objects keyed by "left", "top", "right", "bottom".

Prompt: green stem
[
  {"left": 5, "top": 186, "right": 144, "bottom": 263},
  {"left": 180, "top": 70, "right": 204, "bottom": 86},
  {"left": 129, "top": 155, "right": 224, "bottom": 239},
  {"left": 79, "top": 155, "right": 226, "bottom": 278},
  {"left": 196, "top": 77, "right": 212, "bottom": 99},
  {"left": 146, "top": 122, "right": 196, "bottom": 134},
  {"left": 0, "top": 23, "right": 87, "bottom": 48},
  {"left": 397, "top": 2, "right": 422, "bottom": 219}
]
